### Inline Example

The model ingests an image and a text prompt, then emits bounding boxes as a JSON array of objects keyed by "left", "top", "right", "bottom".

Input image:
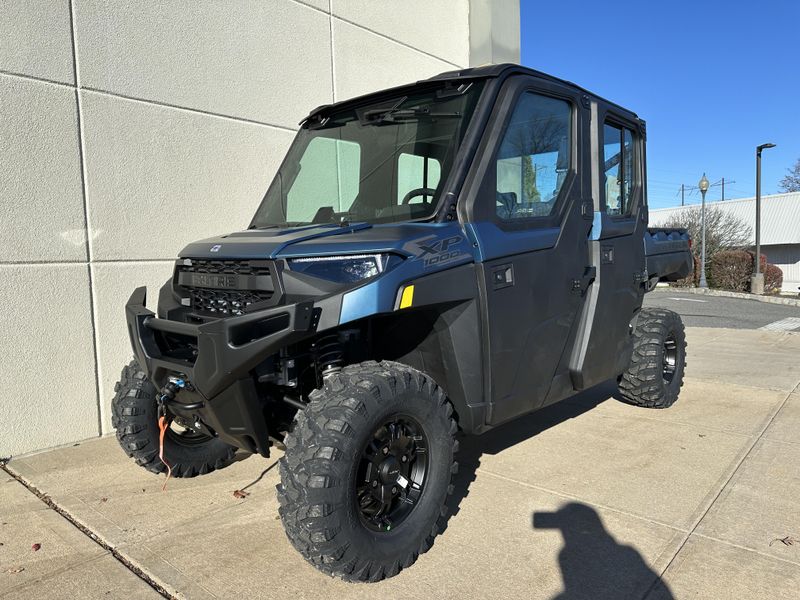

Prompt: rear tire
[
  {"left": 618, "top": 308, "right": 686, "bottom": 409},
  {"left": 277, "top": 361, "right": 458, "bottom": 582},
  {"left": 111, "top": 360, "right": 237, "bottom": 477}
]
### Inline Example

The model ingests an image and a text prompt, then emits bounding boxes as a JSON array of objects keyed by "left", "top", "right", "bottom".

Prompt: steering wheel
[{"left": 401, "top": 187, "right": 437, "bottom": 205}]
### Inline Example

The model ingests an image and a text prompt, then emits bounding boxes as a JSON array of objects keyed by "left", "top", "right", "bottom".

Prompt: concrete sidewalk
[{"left": 2, "top": 327, "right": 800, "bottom": 599}]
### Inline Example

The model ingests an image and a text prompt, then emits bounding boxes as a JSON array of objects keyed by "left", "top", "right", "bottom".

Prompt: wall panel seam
[
  {"left": 0, "top": 69, "right": 76, "bottom": 90},
  {"left": 330, "top": 15, "right": 462, "bottom": 68},
  {"left": 328, "top": 0, "right": 336, "bottom": 102},
  {"left": 0, "top": 260, "right": 84, "bottom": 266},
  {"left": 80, "top": 86, "right": 300, "bottom": 133},
  {"left": 69, "top": 0, "right": 103, "bottom": 438},
  {"left": 466, "top": 1, "right": 472, "bottom": 65},
  {"left": 289, "top": 0, "right": 330, "bottom": 16},
  {"left": 92, "top": 259, "right": 177, "bottom": 264},
  {"left": 0, "top": 259, "right": 179, "bottom": 266},
  {"left": 2, "top": 38, "right": 458, "bottom": 132},
  {"left": 0, "top": 66, "right": 302, "bottom": 133}
]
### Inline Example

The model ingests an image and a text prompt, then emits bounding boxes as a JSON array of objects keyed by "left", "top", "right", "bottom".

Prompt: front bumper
[{"left": 125, "top": 286, "right": 316, "bottom": 454}]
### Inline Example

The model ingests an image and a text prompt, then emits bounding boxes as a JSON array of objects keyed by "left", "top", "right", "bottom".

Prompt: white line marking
[
  {"left": 759, "top": 317, "right": 800, "bottom": 332},
  {"left": 667, "top": 297, "right": 708, "bottom": 303}
]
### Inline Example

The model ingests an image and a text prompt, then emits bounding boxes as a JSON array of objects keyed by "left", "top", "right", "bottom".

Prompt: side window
[
  {"left": 286, "top": 138, "right": 360, "bottom": 223},
  {"left": 396, "top": 153, "right": 441, "bottom": 204},
  {"left": 602, "top": 123, "right": 638, "bottom": 216},
  {"left": 495, "top": 92, "right": 571, "bottom": 221}
]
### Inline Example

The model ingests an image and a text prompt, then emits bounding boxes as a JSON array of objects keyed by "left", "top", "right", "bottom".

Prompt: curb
[{"left": 653, "top": 285, "right": 800, "bottom": 307}]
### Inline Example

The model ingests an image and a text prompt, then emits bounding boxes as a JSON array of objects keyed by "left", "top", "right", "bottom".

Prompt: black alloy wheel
[{"left": 356, "top": 416, "right": 428, "bottom": 532}]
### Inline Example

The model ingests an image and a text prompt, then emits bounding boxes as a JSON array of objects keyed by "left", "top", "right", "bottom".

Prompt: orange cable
[{"left": 158, "top": 415, "right": 173, "bottom": 491}]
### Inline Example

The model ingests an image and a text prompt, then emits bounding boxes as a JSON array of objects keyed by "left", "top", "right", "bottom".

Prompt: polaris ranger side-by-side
[{"left": 114, "top": 64, "right": 692, "bottom": 581}]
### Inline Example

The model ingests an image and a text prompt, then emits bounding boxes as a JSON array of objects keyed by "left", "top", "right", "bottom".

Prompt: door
[
  {"left": 569, "top": 104, "right": 648, "bottom": 389},
  {"left": 463, "top": 76, "right": 594, "bottom": 426}
]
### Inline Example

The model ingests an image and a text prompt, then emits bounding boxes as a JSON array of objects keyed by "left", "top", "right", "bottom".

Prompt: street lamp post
[
  {"left": 752, "top": 143, "right": 776, "bottom": 295},
  {"left": 698, "top": 173, "right": 710, "bottom": 288}
]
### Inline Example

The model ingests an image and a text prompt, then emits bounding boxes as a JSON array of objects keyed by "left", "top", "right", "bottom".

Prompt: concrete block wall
[{"left": 1, "top": 1, "right": 519, "bottom": 457}]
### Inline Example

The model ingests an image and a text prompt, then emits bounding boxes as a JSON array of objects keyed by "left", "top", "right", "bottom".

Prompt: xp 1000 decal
[{"left": 406, "top": 234, "right": 466, "bottom": 269}]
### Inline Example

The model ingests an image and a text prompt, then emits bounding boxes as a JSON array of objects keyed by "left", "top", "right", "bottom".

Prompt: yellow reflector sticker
[{"left": 399, "top": 285, "right": 414, "bottom": 309}]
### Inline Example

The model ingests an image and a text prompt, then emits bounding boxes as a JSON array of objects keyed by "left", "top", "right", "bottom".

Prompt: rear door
[
  {"left": 462, "top": 75, "right": 594, "bottom": 426},
  {"left": 569, "top": 102, "right": 648, "bottom": 389}
]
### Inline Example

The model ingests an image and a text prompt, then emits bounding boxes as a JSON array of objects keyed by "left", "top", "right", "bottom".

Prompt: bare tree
[
  {"left": 778, "top": 157, "right": 800, "bottom": 193},
  {"left": 663, "top": 207, "right": 752, "bottom": 258}
]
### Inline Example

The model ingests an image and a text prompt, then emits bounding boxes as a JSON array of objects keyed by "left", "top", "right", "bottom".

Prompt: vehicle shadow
[
  {"left": 443, "top": 379, "right": 673, "bottom": 599},
  {"left": 533, "top": 503, "right": 674, "bottom": 600},
  {"left": 445, "top": 379, "right": 617, "bottom": 523}
]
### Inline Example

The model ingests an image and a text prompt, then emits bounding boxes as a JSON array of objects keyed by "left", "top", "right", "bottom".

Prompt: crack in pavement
[{"left": 1, "top": 464, "right": 176, "bottom": 600}]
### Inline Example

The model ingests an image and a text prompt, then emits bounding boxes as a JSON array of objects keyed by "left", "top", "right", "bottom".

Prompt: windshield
[{"left": 250, "top": 81, "right": 485, "bottom": 228}]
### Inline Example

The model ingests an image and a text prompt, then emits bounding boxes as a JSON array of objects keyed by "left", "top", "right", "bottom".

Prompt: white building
[
  {"left": 649, "top": 192, "right": 800, "bottom": 292},
  {"left": 1, "top": 1, "right": 520, "bottom": 457}
]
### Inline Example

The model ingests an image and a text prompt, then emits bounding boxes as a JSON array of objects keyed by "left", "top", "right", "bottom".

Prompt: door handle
[
  {"left": 571, "top": 266, "right": 596, "bottom": 294},
  {"left": 492, "top": 264, "right": 514, "bottom": 290}
]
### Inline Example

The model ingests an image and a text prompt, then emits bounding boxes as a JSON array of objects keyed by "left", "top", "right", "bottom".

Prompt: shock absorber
[{"left": 314, "top": 333, "right": 344, "bottom": 378}]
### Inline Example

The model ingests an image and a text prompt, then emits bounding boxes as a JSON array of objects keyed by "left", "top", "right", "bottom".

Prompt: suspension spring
[{"left": 314, "top": 333, "right": 344, "bottom": 378}]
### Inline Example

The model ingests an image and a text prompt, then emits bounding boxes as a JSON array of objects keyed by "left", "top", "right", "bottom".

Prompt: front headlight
[{"left": 287, "top": 253, "right": 401, "bottom": 283}]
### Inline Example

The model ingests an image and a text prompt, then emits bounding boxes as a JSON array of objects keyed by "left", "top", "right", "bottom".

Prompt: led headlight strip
[{"left": 290, "top": 253, "right": 387, "bottom": 271}]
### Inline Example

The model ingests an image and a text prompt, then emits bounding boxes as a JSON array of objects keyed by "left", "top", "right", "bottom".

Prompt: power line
[{"left": 674, "top": 177, "right": 735, "bottom": 205}]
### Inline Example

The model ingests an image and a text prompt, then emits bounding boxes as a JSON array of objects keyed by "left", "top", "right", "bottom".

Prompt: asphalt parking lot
[{"left": 645, "top": 289, "right": 800, "bottom": 330}]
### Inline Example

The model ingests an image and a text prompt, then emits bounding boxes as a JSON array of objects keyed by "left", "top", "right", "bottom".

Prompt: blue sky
[{"left": 520, "top": 0, "right": 800, "bottom": 209}]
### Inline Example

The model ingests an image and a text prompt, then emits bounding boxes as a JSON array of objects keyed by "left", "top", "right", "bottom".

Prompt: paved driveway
[
  {"left": 645, "top": 289, "right": 800, "bottom": 330},
  {"left": 2, "top": 327, "right": 800, "bottom": 599}
]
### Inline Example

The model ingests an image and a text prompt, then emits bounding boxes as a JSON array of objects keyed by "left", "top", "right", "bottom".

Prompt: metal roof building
[{"left": 649, "top": 192, "right": 800, "bottom": 292}]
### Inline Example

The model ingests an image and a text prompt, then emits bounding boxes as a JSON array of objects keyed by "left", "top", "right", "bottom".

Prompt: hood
[{"left": 178, "top": 222, "right": 468, "bottom": 260}]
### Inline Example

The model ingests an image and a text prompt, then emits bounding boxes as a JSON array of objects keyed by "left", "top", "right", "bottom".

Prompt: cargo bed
[{"left": 644, "top": 227, "right": 693, "bottom": 283}]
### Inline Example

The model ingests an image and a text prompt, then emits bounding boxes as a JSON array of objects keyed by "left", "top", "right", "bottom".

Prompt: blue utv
[{"left": 114, "top": 64, "right": 693, "bottom": 581}]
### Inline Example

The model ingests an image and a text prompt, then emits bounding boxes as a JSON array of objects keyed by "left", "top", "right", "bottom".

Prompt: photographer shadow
[
  {"left": 442, "top": 380, "right": 673, "bottom": 599},
  {"left": 533, "top": 503, "right": 674, "bottom": 600}
]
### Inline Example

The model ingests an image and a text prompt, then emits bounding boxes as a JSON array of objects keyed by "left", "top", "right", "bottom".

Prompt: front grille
[
  {"left": 177, "top": 259, "right": 271, "bottom": 277},
  {"left": 189, "top": 288, "right": 272, "bottom": 316},
  {"left": 175, "top": 259, "right": 276, "bottom": 316}
]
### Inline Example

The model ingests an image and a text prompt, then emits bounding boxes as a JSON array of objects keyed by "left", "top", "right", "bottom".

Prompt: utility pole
[
  {"left": 681, "top": 184, "right": 685, "bottom": 206},
  {"left": 713, "top": 178, "right": 734, "bottom": 200},
  {"left": 752, "top": 143, "right": 776, "bottom": 294}
]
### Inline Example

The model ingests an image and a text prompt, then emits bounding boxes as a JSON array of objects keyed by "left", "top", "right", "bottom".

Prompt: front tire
[
  {"left": 277, "top": 361, "right": 458, "bottom": 582},
  {"left": 111, "top": 360, "right": 237, "bottom": 477},
  {"left": 618, "top": 308, "right": 687, "bottom": 408}
]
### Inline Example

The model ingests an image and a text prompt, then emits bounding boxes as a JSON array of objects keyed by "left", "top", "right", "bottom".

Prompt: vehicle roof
[{"left": 304, "top": 63, "right": 642, "bottom": 124}]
